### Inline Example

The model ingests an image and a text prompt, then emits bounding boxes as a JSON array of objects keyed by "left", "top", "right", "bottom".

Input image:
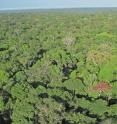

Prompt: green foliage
[
  {"left": 112, "top": 83, "right": 117, "bottom": 97},
  {"left": 63, "top": 79, "right": 86, "bottom": 95},
  {"left": 0, "top": 96, "right": 4, "bottom": 111},
  {"left": 70, "top": 70, "right": 77, "bottom": 79},
  {"left": 11, "top": 100, "right": 34, "bottom": 124},
  {"left": 34, "top": 98, "right": 64, "bottom": 124},
  {"left": 99, "top": 56, "right": 117, "bottom": 81},
  {"left": 0, "top": 12, "right": 117, "bottom": 124},
  {"left": 15, "top": 71, "right": 27, "bottom": 82},
  {"left": 110, "top": 104, "right": 117, "bottom": 116},
  {"left": 89, "top": 99, "right": 108, "bottom": 116},
  {"left": 0, "top": 43, "right": 9, "bottom": 50},
  {"left": 96, "top": 32, "right": 113, "bottom": 40},
  {"left": 65, "top": 112, "right": 96, "bottom": 124},
  {"left": 0, "top": 70, "right": 9, "bottom": 88}
]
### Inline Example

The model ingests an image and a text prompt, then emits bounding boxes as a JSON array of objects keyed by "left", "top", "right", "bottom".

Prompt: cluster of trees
[{"left": 0, "top": 12, "right": 117, "bottom": 124}]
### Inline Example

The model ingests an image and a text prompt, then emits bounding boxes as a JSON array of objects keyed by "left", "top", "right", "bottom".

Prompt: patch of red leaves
[{"left": 93, "top": 81, "right": 112, "bottom": 92}]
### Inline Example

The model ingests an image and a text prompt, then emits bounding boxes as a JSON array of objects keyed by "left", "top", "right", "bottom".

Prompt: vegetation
[{"left": 0, "top": 12, "right": 117, "bottom": 124}]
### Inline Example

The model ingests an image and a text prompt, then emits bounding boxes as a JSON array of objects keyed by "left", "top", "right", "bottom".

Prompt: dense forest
[{"left": 0, "top": 12, "right": 117, "bottom": 124}]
